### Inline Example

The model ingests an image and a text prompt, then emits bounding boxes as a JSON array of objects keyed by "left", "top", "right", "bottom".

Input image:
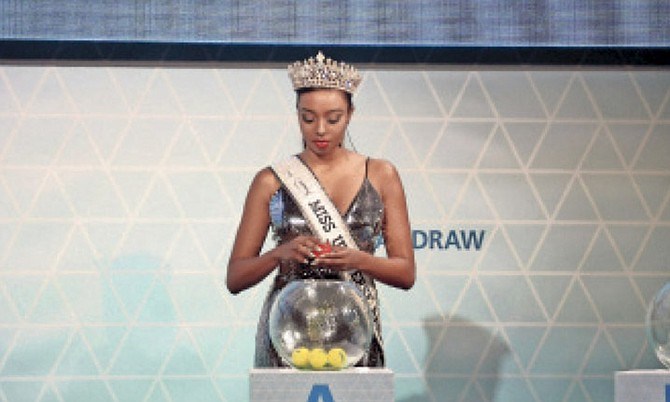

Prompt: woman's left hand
[{"left": 313, "top": 246, "right": 370, "bottom": 272}]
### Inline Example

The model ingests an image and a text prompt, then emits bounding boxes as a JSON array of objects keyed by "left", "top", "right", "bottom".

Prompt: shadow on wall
[{"left": 398, "top": 315, "right": 510, "bottom": 402}]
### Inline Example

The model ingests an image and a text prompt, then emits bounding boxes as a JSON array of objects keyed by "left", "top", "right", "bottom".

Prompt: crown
[{"left": 288, "top": 51, "right": 362, "bottom": 94}]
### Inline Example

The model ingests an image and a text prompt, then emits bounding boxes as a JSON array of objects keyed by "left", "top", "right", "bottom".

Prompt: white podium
[
  {"left": 249, "top": 368, "right": 394, "bottom": 402},
  {"left": 615, "top": 370, "right": 670, "bottom": 402}
]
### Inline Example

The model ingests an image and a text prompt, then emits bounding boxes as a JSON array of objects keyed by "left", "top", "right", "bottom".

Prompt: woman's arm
[
  {"left": 315, "top": 159, "right": 416, "bottom": 290},
  {"left": 226, "top": 168, "right": 279, "bottom": 294},
  {"left": 226, "top": 168, "right": 322, "bottom": 294}
]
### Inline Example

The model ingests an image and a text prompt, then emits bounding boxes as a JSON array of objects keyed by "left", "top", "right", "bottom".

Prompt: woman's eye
[
  {"left": 328, "top": 115, "right": 342, "bottom": 124},
  {"left": 301, "top": 115, "right": 314, "bottom": 123}
]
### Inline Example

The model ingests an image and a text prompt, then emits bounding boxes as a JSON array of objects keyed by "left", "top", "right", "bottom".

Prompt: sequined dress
[{"left": 254, "top": 157, "right": 385, "bottom": 367}]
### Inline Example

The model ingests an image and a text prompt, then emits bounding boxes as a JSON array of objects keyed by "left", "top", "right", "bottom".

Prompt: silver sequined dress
[{"left": 254, "top": 157, "right": 386, "bottom": 367}]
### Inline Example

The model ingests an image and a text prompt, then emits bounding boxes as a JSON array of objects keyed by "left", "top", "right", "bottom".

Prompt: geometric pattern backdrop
[{"left": 0, "top": 64, "right": 669, "bottom": 402}]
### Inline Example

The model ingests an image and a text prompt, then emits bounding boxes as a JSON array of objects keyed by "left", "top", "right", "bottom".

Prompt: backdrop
[{"left": 0, "top": 63, "right": 669, "bottom": 402}]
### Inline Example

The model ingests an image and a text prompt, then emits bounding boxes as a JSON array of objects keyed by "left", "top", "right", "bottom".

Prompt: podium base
[
  {"left": 615, "top": 370, "right": 670, "bottom": 402},
  {"left": 250, "top": 368, "right": 394, "bottom": 402}
]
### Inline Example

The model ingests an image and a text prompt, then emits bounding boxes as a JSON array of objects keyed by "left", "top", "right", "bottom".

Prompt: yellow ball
[
  {"left": 291, "top": 347, "right": 310, "bottom": 368},
  {"left": 308, "top": 348, "right": 328, "bottom": 369},
  {"left": 327, "top": 348, "right": 347, "bottom": 369}
]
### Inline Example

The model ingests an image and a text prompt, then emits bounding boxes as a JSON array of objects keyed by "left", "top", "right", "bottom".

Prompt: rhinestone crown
[{"left": 288, "top": 51, "right": 362, "bottom": 94}]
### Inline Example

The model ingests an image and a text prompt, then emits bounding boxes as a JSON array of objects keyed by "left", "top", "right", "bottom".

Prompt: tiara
[{"left": 288, "top": 51, "right": 362, "bottom": 94}]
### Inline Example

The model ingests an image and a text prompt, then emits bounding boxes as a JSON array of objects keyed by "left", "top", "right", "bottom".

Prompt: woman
[{"left": 226, "top": 51, "right": 415, "bottom": 367}]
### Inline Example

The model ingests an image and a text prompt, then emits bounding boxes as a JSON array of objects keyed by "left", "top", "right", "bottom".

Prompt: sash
[{"left": 272, "top": 155, "right": 384, "bottom": 352}]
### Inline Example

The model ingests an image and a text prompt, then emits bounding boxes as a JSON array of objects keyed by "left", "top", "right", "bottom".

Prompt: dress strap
[{"left": 365, "top": 157, "right": 370, "bottom": 178}]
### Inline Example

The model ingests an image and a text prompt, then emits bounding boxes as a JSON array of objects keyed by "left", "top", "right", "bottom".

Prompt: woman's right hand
[{"left": 274, "top": 235, "right": 322, "bottom": 265}]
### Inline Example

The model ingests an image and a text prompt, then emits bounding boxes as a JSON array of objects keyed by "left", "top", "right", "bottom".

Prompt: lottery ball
[
  {"left": 327, "top": 348, "right": 347, "bottom": 369},
  {"left": 291, "top": 347, "right": 310, "bottom": 368},
  {"left": 308, "top": 348, "right": 328, "bottom": 369}
]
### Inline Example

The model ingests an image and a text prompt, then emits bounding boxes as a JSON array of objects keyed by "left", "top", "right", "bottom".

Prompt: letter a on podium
[{"left": 307, "top": 384, "right": 335, "bottom": 402}]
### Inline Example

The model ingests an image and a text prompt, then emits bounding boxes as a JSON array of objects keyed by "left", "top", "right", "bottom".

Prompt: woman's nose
[{"left": 316, "top": 119, "right": 326, "bottom": 135}]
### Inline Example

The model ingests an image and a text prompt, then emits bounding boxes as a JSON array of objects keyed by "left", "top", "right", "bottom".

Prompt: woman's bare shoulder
[
  {"left": 248, "top": 166, "right": 281, "bottom": 199},
  {"left": 367, "top": 157, "right": 400, "bottom": 181}
]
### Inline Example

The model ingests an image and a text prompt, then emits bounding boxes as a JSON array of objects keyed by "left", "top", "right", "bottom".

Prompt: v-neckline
[{"left": 297, "top": 155, "right": 366, "bottom": 217}]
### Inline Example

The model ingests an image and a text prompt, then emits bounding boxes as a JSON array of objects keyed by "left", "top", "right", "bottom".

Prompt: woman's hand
[
  {"left": 313, "top": 245, "right": 371, "bottom": 272},
  {"left": 273, "top": 235, "right": 322, "bottom": 265}
]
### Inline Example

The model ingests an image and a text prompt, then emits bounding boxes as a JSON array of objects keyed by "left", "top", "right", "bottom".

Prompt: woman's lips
[{"left": 314, "top": 140, "right": 329, "bottom": 149}]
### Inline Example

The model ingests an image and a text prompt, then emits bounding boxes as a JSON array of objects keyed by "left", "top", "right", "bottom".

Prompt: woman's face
[{"left": 297, "top": 89, "right": 353, "bottom": 155}]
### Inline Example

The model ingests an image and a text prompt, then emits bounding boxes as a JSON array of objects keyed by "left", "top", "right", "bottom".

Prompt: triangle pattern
[
  {"left": 58, "top": 67, "right": 129, "bottom": 115},
  {"left": 240, "top": 70, "right": 292, "bottom": 116},
  {"left": 607, "top": 123, "right": 649, "bottom": 167},
  {"left": 633, "top": 173, "right": 670, "bottom": 217},
  {"left": 555, "top": 178, "right": 598, "bottom": 220},
  {"left": 108, "top": 379, "right": 154, "bottom": 402},
  {"left": 555, "top": 77, "right": 598, "bottom": 119},
  {"left": 529, "top": 378, "right": 573, "bottom": 402},
  {"left": 581, "top": 276, "right": 647, "bottom": 323},
  {"left": 135, "top": 70, "right": 183, "bottom": 116},
  {"left": 59, "top": 170, "right": 127, "bottom": 218},
  {"left": 503, "top": 224, "right": 547, "bottom": 267},
  {"left": 503, "top": 326, "right": 547, "bottom": 371},
  {"left": 390, "top": 122, "right": 437, "bottom": 170},
  {"left": 55, "top": 123, "right": 103, "bottom": 166},
  {"left": 80, "top": 117, "right": 129, "bottom": 163},
  {"left": 479, "top": 276, "right": 546, "bottom": 322},
  {"left": 554, "top": 280, "right": 600, "bottom": 323},
  {"left": 582, "top": 331, "right": 624, "bottom": 374},
  {"left": 528, "top": 275, "right": 573, "bottom": 319},
  {"left": 425, "top": 70, "right": 469, "bottom": 114},
  {"left": 528, "top": 71, "right": 573, "bottom": 116},
  {"left": 30, "top": 173, "right": 73, "bottom": 218},
  {"left": 383, "top": 328, "right": 421, "bottom": 375},
  {"left": 2, "top": 169, "right": 49, "bottom": 214},
  {"left": 581, "top": 173, "right": 648, "bottom": 221},
  {"left": 162, "top": 331, "right": 209, "bottom": 375},
  {"left": 607, "top": 327, "right": 649, "bottom": 367},
  {"left": 0, "top": 73, "right": 20, "bottom": 113},
  {"left": 26, "top": 69, "right": 77, "bottom": 115},
  {"left": 478, "top": 229, "right": 522, "bottom": 271},
  {"left": 451, "top": 281, "right": 496, "bottom": 323},
  {"left": 0, "top": 381, "right": 44, "bottom": 402},
  {"left": 136, "top": 280, "right": 177, "bottom": 323},
  {"left": 164, "top": 124, "right": 210, "bottom": 167},
  {"left": 27, "top": 280, "right": 75, "bottom": 324},
  {"left": 607, "top": 224, "right": 649, "bottom": 267},
  {"left": 55, "top": 332, "right": 100, "bottom": 375},
  {"left": 479, "top": 71, "right": 546, "bottom": 118},
  {"left": 633, "top": 71, "right": 670, "bottom": 116},
  {"left": 80, "top": 326, "right": 127, "bottom": 372},
  {"left": 583, "top": 72, "right": 650, "bottom": 119},
  {"left": 478, "top": 126, "right": 522, "bottom": 169},
  {"left": 504, "top": 122, "right": 546, "bottom": 166},
  {"left": 532, "top": 122, "right": 598, "bottom": 169},
  {"left": 375, "top": 70, "right": 443, "bottom": 118},
  {"left": 188, "top": 118, "right": 235, "bottom": 165},
  {"left": 479, "top": 173, "right": 545, "bottom": 220},
  {"left": 581, "top": 230, "right": 625, "bottom": 272},
  {"left": 582, "top": 128, "right": 625, "bottom": 170},
  {"left": 451, "top": 178, "right": 496, "bottom": 220},
  {"left": 164, "top": 68, "right": 237, "bottom": 117},
  {"left": 3, "top": 276, "right": 47, "bottom": 319},
  {"left": 451, "top": 74, "right": 495, "bottom": 118},
  {"left": 529, "top": 173, "right": 573, "bottom": 217},
  {"left": 634, "top": 124, "right": 670, "bottom": 170},
  {"left": 3, "top": 67, "right": 45, "bottom": 110}
]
